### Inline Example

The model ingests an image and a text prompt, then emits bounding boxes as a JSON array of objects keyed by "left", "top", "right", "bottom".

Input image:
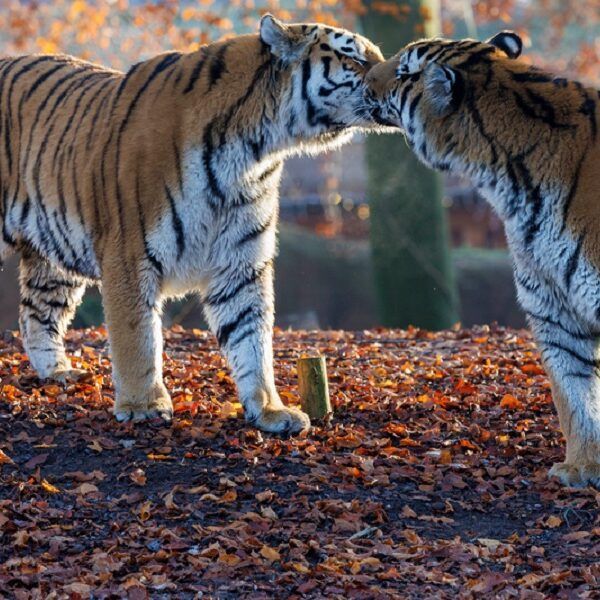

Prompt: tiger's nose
[{"left": 365, "top": 55, "right": 401, "bottom": 96}]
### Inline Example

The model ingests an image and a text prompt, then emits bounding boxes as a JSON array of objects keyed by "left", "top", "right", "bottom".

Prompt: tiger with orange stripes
[
  {"left": 0, "top": 15, "right": 385, "bottom": 433},
  {"left": 366, "top": 32, "right": 600, "bottom": 487}
]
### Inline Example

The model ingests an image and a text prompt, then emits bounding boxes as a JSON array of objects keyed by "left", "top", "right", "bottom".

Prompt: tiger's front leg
[
  {"left": 101, "top": 251, "right": 172, "bottom": 423},
  {"left": 203, "top": 260, "right": 310, "bottom": 435},
  {"left": 527, "top": 315, "right": 600, "bottom": 488}
]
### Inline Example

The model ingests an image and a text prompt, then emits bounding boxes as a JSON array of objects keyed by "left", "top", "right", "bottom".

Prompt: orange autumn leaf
[
  {"left": 260, "top": 545, "right": 281, "bottom": 562},
  {"left": 0, "top": 449, "right": 14, "bottom": 465},
  {"left": 500, "top": 394, "right": 523, "bottom": 410},
  {"left": 41, "top": 479, "right": 60, "bottom": 494}
]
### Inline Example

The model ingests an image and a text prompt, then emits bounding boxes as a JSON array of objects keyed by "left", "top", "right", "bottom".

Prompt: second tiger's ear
[
  {"left": 424, "top": 62, "right": 465, "bottom": 117},
  {"left": 260, "top": 14, "right": 309, "bottom": 63},
  {"left": 487, "top": 31, "right": 523, "bottom": 59}
]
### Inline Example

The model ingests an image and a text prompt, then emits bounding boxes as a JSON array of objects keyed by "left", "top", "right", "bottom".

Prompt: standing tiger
[
  {"left": 0, "top": 15, "right": 385, "bottom": 434},
  {"left": 366, "top": 33, "right": 600, "bottom": 488}
]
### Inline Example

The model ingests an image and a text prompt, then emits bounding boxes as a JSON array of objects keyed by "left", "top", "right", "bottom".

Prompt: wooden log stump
[{"left": 297, "top": 355, "right": 331, "bottom": 420}]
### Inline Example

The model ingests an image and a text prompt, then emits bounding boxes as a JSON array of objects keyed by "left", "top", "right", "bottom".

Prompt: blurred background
[{"left": 0, "top": 0, "right": 597, "bottom": 332}]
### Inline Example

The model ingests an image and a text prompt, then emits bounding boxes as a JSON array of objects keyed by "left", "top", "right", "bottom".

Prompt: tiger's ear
[
  {"left": 486, "top": 31, "right": 522, "bottom": 59},
  {"left": 424, "top": 62, "right": 464, "bottom": 117},
  {"left": 260, "top": 14, "right": 308, "bottom": 63}
]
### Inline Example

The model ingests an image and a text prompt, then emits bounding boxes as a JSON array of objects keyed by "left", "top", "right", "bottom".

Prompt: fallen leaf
[{"left": 260, "top": 545, "right": 281, "bottom": 562}]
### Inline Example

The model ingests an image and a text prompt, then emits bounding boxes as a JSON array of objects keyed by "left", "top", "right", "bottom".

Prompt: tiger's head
[
  {"left": 259, "top": 15, "right": 387, "bottom": 148},
  {"left": 364, "top": 31, "right": 529, "bottom": 171}
]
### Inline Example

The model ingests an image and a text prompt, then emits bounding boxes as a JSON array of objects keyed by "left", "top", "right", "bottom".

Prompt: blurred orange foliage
[{"left": 0, "top": 0, "right": 596, "bottom": 84}]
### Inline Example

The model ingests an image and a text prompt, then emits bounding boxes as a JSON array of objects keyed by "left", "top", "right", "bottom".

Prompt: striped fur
[
  {"left": 367, "top": 33, "right": 600, "bottom": 487},
  {"left": 0, "top": 15, "right": 385, "bottom": 433}
]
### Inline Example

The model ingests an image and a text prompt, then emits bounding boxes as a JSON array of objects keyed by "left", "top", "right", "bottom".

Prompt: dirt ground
[{"left": 0, "top": 325, "right": 598, "bottom": 598}]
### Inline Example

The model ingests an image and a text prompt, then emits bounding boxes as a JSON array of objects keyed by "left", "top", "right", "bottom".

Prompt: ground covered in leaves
[{"left": 0, "top": 325, "right": 599, "bottom": 598}]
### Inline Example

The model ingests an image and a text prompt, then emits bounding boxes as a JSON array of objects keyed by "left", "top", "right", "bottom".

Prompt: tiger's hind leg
[{"left": 19, "top": 247, "right": 88, "bottom": 380}]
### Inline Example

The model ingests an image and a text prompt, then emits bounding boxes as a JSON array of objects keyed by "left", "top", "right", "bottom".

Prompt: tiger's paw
[
  {"left": 251, "top": 406, "right": 311, "bottom": 435},
  {"left": 50, "top": 368, "right": 89, "bottom": 384},
  {"left": 113, "top": 385, "right": 173, "bottom": 424},
  {"left": 549, "top": 462, "right": 600, "bottom": 489}
]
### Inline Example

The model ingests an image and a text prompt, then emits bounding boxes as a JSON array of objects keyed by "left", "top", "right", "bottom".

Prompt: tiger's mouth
[{"left": 370, "top": 106, "right": 398, "bottom": 128}]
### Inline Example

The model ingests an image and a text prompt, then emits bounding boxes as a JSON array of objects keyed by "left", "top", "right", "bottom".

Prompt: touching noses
[{"left": 365, "top": 55, "right": 401, "bottom": 97}]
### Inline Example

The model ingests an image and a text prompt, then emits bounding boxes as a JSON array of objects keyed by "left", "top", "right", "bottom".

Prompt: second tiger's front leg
[
  {"left": 202, "top": 260, "right": 310, "bottom": 435},
  {"left": 527, "top": 312, "right": 600, "bottom": 488}
]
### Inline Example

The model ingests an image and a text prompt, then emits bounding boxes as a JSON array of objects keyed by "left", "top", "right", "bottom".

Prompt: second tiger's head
[{"left": 363, "top": 31, "right": 525, "bottom": 168}]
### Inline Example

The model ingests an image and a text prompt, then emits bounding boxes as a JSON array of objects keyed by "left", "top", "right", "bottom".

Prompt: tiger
[
  {"left": 0, "top": 15, "right": 386, "bottom": 434},
  {"left": 365, "top": 32, "right": 600, "bottom": 488}
]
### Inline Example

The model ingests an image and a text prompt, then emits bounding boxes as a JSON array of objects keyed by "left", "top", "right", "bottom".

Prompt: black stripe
[
  {"left": 453, "top": 47, "right": 495, "bottom": 69},
  {"left": 51, "top": 72, "right": 109, "bottom": 173},
  {"left": 25, "top": 63, "right": 70, "bottom": 101},
  {"left": 90, "top": 172, "right": 102, "bottom": 232},
  {"left": 134, "top": 170, "right": 163, "bottom": 276},
  {"left": 1, "top": 189, "right": 16, "bottom": 247},
  {"left": 465, "top": 91, "right": 498, "bottom": 165},
  {"left": 27, "top": 313, "right": 60, "bottom": 337},
  {"left": 408, "top": 92, "right": 423, "bottom": 120},
  {"left": 204, "top": 263, "right": 269, "bottom": 307},
  {"left": 525, "top": 309, "right": 599, "bottom": 341},
  {"left": 511, "top": 70, "right": 554, "bottom": 84},
  {"left": 564, "top": 229, "right": 586, "bottom": 291},
  {"left": 560, "top": 156, "right": 584, "bottom": 231},
  {"left": 118, "top": 53, "right": 181, "bottom": 134},
  {"left": 28, "top": 114, "right": 78, "bottom": 271},
  {"left": 42, "top": 68, "right": 91, "bottom": 125},
  {"left": 423, "top": 44, "right": 452, "bottom": 63},
  {"left": 504, "top": 160, "right": 521, "bottom": 218},
  {"left": 433, "top": 41, "right": 479, "bottom": 63},
  {"left": 515, "top": 271, "right": 538, "bottom": 294},
  {"left": 544, "top": 340, "right": 600, "bottom": 369},
  {"left": 513, "top": 89, "right": 575, "bottom": 130},
  {"left": 217, "top": 306, "right": 254, "bottom": 348},
  {"left": 172, "top": 139, "right": 184, "bottom": 195},
  {"left": 301, "top": 58, "right": 314, "bottom": 119},
  {"left": 112, "top": 60, "right": 144, "bottom": 106},
  {"left": 183, "top": 50, "right": 208, "bottom": 94},
  {"left": 565, "top": 371, "right": 592, "bottom": 379},
  {"left": 111, "top": 53, "right": 181, "bottom": 243},
  {"left": 200, "top": 59, "right": 273, "bottom": 208},
  {"left": 415, "top": 45, "right": 429, "bottom": 59},
  {"left": 3, "top": 57, "right": 56, "bottom": 179},
  {"left": 16, "top": 66, "right": 88, "bottom": 205},
  {"left": 85, "top": 85, "right": 113, "bottom": 153},
  {"left": 208, "top": 44, "right": 229, "bottom": 88},
  {"left": 398, "top": 81, "right": 414, "bottom": 115},
  {"left": 165, "top": 185, "right": 185, "bottom": 259},
  {"left": 579, "top": 95, "right": 597, "bottom": 141},
  {"left": 26, "top": 277, "right": 78, "bottom": 292},
  {"left": 202, "top": 122, "right": 225, "bottom": 208},
  {"left": 40, "top": 297, "right": 70, "bottom": 309},
  {"left": 237, "top": 211, "right": 274, "bottom": 246}
]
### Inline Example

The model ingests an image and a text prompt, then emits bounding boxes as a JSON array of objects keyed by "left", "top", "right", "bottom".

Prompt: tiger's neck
[{"left": 174, "top": 37, "right": 351, "bottom": 183}]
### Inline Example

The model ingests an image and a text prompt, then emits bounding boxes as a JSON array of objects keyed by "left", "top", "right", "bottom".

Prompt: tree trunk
[{"left": 360, "top": 0, "right": 460, "bottom": 330}]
